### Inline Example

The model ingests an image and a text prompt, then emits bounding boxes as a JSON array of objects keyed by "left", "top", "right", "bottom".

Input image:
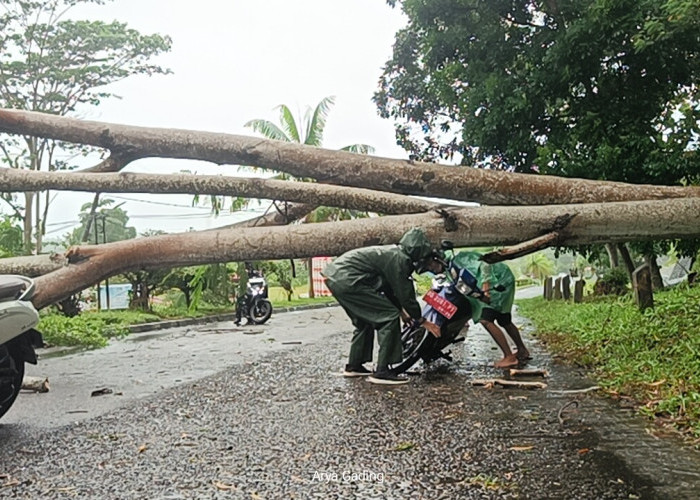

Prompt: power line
[{"left": 108, "top": 194, "right": 226, "bottom": 210}]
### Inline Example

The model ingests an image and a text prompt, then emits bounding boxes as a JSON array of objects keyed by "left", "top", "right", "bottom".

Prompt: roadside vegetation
[
  {"left": 518, "top": 284, "right": 700, "bottom": 443},
  {"left": 38, "top": 284, "right": 336, "bottom": 349}
]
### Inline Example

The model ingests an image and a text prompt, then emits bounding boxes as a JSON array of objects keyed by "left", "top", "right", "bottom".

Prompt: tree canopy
[
  {"left": 376, "top": 0, "right": 700, "bottom": 187},
  {"left": 0, "top": 0, "right": 172, "bottom": 252}
]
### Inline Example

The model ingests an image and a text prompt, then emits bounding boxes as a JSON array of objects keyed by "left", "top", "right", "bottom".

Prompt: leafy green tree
[
  {"left": 0, "top": 215, "right": 24, "bottom": 257},
  {"left": 245, "top": 96, "right": 375, "bottom": 297},
  {"left": 378, "top": 0, "right": 700, "bottom": 274},
  {"left": 65, "top": 199, "right": 137, "bottom": 245},
  {"left": 377, "top": 0, "right": 700, "bottom": 186},
  {"left": 0, "top": 0, "right": 172, "bottom": 253}
]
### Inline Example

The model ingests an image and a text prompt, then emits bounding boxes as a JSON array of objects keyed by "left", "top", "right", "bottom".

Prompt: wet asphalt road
[{"left": 0, "top": 300, "right": 699, "bottom": 499}]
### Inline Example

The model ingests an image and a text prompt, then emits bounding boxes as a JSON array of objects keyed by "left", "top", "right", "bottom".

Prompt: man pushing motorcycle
[{"left": 322, "top": 227, "right": 443, "bottom": 385}]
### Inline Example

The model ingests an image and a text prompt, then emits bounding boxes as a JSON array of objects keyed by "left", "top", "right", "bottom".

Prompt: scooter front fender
[{"left": 0, "top": 300, "right": 40, "bottom": 345}]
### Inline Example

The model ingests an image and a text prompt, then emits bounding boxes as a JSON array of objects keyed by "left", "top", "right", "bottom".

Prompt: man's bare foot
[
  {"left": 516, "top": 349, "right": 532, "bottom": 362},
  {"left": 494, "top": 355, "right": 519, "bottom": 368}
]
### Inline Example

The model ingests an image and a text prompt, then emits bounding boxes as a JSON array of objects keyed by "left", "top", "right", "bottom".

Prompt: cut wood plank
[
  {"left": 509, "top": 368, "right": 549, "bottom": 378},
  {"left": 471, "top": 379, "right": 547, "bottom": 389}
]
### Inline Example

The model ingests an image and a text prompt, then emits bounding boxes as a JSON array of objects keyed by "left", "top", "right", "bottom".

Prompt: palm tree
[
  {"left": 523, "top": 252, "right": 556, "bottom": 283},
  {"left": 245, "top": 96, "right": 375, "bottom": 298}
]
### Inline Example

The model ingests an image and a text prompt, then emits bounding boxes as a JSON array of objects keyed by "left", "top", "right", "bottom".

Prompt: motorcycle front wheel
[
  {"left": 250, "top": 299, "right": 272, "bottom": 324},
  {"left": 390, "top": 325, "right": 436, "bottom": 375},
  {"left": 0, "top": 344, "right": 24, "bottom": 420}
]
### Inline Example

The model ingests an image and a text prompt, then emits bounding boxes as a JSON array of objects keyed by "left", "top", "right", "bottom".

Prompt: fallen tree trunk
[
  {"left": 0, "top": 108, "right": 697, "bottom": 205},
  {"left": 0, "top": 168, "right": 440, "bottom": 215},
  {"left": 30, "top": 197, "right": 700, "bottom": 309}
]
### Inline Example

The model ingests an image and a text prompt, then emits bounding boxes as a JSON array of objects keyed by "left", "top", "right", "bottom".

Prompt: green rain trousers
[
  {"left": 325, "top": 278, "right": 403, "bottom": 367},
  {"left": 323, "top": 227, "right": 434, "bottom": 368}
]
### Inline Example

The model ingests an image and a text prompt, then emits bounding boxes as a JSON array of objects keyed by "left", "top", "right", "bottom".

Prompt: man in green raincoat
[
  {"left": 322, "top": 227, "right": 442, "bottom": 385},
  {"left": 452, "top": 251, "right": 531, "bottom": 368}
]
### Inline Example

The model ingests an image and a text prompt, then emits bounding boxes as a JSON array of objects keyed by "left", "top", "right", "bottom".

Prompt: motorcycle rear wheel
[
  {"left": 390, "top": 325, "right": 436, "bottom": 375},
  {"left": 250, "top": 299, "right": 272, "bottom": 324},
  {"left": 0, "top": 344, "right": 24, "bottom": 420}
]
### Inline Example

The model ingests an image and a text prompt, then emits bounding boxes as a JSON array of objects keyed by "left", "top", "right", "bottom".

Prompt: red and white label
[{"left": 423, "top": 290, "right": 457, "bottom": 319}]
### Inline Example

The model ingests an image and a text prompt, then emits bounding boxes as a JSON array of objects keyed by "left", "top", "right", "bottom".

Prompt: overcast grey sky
[{"left": 47, "top": 0, "right": 409, "bottom": 238}]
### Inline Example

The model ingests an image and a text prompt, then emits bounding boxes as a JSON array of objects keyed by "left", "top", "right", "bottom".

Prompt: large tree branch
[
  {"left": 29, "top": 197, "right": 700, "bottom": 308},
  {"left": 0, "top": 168, "right": 439, "bottom": 215},
  {"left": 0, "top": 108, "right": 697, "bottom": 205}
]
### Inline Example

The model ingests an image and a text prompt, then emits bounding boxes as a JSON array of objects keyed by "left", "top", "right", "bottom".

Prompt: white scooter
[{"left": 0, "top": 275, "right": 43, "bottom": 420}]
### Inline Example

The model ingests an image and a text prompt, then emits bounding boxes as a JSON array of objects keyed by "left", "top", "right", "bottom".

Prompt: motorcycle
[
  {"left": 237, "top": 271, "right": 273, "bottom": 325},
  {"left": 0, "top": 275, "right": 43, "bottom": 419},
  {"left": 390, "top": 244, "right": 501, "bottom": 374}
]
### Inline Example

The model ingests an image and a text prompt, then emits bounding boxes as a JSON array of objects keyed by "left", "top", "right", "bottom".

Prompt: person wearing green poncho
[
  {"left": 452, "top": 251, "right": 531, "bottom": 368},
  {"left": 322, "top": 227, "right": 442, "bottom": 385}
]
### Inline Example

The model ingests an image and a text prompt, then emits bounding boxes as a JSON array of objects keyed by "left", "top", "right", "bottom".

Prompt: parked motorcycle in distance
[
  {"left": 0, "top": 275, "right": 44, "bottom": 420},
  {"left": 390, "top": 243, "right": 502, "bottom": 375},
  {"left": 236, "top": 271, "right": 273, "bottom": 325}
]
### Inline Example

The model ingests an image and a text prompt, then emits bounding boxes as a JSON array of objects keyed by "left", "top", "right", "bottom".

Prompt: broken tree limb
[
  {"left": 0, "top": 108, "right": 698, "bottom": 205},
  {"left": 472, "top": 379, "right": 548, "bottom": 389},
  {"left": 481, "top": 232, "right": 561, "bottom": 264}
]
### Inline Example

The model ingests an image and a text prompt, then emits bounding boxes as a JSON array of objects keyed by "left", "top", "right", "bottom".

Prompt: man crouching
[{"left": 323, "top": 227, "right": 442, "bottom": 385}]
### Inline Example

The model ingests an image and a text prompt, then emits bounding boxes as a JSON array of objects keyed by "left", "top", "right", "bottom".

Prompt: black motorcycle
[
  {"left": 236, "top": 272, "right": 273, "bottom": 325},
  {"left": 390, "top": 245, "right": 499, "bottom": 374}
]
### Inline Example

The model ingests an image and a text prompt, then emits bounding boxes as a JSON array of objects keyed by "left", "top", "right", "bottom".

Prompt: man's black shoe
[
  {"left": 368, "top": 370, "right": 409, "bottom": 385},
  {"left": 343, "top": 364, "right": 372, "bottom": 377}
]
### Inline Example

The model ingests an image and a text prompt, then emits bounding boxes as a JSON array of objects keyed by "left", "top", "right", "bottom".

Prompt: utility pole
[
  {"left": 101, "top": 213, "right": 111, "bottom": 309},
  {"left": 93, "top": 212, "right": 101, "bottom": 311}
]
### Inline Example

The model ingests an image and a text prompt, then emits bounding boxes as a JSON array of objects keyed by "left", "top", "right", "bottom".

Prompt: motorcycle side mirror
[{"left": 440, "top": 240, "right": 454, "bottom": 251}]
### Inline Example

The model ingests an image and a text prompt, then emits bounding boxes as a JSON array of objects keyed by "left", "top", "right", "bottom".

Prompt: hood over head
[{"left": 398, "top": 227, "right": 433, "bottom": 264}]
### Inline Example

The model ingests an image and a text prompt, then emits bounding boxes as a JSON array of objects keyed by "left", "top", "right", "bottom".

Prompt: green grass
[
  {"left": 517, "top": 284, "right": 700, "bottom": 440},
  {"left": 39, "top": 286, "right": 337, "bottom": 349}
]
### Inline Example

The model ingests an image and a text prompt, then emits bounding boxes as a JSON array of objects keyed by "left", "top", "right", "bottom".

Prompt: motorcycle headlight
[{"left": 455, "top": 279, "right": 470, "bottom": 296}]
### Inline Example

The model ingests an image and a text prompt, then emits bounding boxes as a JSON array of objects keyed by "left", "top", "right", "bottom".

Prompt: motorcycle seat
[{"left": 0, "top": 276, "right": 28, "bottom": 301}]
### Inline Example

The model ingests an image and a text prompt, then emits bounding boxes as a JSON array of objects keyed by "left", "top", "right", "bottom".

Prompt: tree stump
[
  {"left": 553, "top": 277, "right": 562, "bottom": 300},
  {"left": 574, "top": 278, "right": 585, "bottom": 303},
  {"left": 544, "top": 277, "right": 553, "bottom": 300},
  {"left": 633, "top": 264, "right": 654, "bottom": 311},
  {"left": 562, "top": 275, "right": 571, "bottom": 300}
]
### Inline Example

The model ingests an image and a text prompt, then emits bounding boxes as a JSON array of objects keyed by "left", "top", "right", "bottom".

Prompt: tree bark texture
[
  {"left": 0, "top": 168, "right": 438, "bottom": 215},
  {"left": 616, "top": 243, "right": 636, "bottom": 282},
  {"left": 644, "top": 254, "right": 665, "bottom": 290},
  {"left": 1, "top": 108, "right": 698, "bottom": 205},
  {"left": 29, "top": 197, "right": 700, "bottom": 309}
]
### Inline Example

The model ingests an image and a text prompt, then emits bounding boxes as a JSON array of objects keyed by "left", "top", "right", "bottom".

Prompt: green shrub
[
  {"left": 38, "top": 310, "right": 160, "bottom": 348},
  {"left": 594, "top": 266, "right": 629, "bottom": 296}
]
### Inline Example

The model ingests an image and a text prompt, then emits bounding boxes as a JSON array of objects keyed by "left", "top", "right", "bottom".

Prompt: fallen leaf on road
[
  {"left": 137, "top": 444, "right": 148, "bottom": 453},
  {"left": 2, "top": 478, "right": 19, "bottom": 487},
  {"left": 578, "top": 448, "right": 591, "bottom": 455},
  {"left": 508, "top": 445, "right": 534, "bottom": 452},
  {"left": 91, "top": 387, "right": 113, "bottom": 397},
  {"left": 393, "top": 442, "right": 415, "bottom": 451},
  {"left": 213, "top": 480, "right": 236, "bottom": 491}
]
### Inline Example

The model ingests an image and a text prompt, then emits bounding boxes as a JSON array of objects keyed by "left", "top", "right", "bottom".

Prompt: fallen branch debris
[
  {"left": 471, "top": 379, "right": 548, "bottom": 390},
  {"left": 21, "top": 376, "right": 50, "bottom": 393}
]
